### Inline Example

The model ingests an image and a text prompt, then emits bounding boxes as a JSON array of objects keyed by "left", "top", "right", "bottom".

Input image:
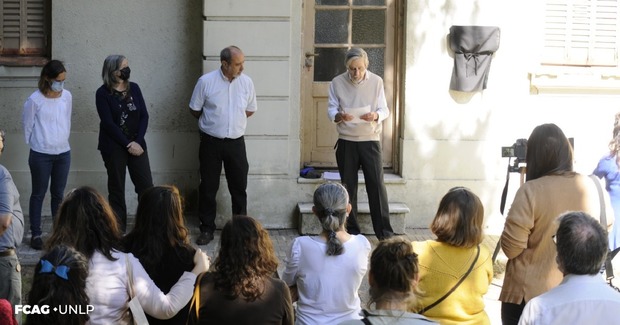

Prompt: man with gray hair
[
  {"left": 519, "top": 211, "right": 620, "bottom": 325},
  {"left": 327, "top": 48, "right": 393, "bottom": 240}
]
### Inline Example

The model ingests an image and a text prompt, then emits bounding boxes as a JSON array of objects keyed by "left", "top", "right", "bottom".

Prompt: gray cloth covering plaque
[{"left": 449, "top": 25, "right": 500, "bottom": 92}]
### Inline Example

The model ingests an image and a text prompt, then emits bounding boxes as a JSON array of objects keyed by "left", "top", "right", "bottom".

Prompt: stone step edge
[{"left": 297, "top": 202, "right": 409, "bottom": 235}]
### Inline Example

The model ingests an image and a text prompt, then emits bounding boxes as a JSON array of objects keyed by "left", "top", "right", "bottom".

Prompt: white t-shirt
[
  {"left": 282, "top": 235, "right": 371, "bottom": 325},
  {"left": 86, "top": 250, "right": 196, "bottom": 325}
]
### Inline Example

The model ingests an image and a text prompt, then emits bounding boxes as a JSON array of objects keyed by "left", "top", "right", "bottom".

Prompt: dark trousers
[
  {"left": 501, "top": 301, "right": 526, "bottom": 325},
  {"left": 101, "top": 146, "right": 153, "bottom": 232},
  {"left": 198, "top": 132, "right": 248, "bottom": 234},
  {"left": 28, "top": 150, "right": 71, "bottom": 237},
  {"left": 336, "top": 139, "right": 393, "bottom": 239}
]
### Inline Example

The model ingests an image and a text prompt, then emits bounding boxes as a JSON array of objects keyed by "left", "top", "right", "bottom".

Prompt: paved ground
[{"left": 17, "top": 214, "right": 508, "bottom": 324}]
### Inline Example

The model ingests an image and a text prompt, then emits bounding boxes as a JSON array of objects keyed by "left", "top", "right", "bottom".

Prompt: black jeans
[
  {"left": 101, "top": 146, "right": 153, "bottom": 232},
  {"left": 198, "top": 132, "right": 248, "bottom": 234},
  {"left": 335, "top": 139, "right": 393, "bottom": 239}
]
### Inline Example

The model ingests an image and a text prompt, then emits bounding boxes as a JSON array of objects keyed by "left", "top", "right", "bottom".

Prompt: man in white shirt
[
  {"left": 519, "top": 211, "right": 620, "bottom": 325},
  {"left": 189, "top": 46, "right": 257, "bottom": 245}
]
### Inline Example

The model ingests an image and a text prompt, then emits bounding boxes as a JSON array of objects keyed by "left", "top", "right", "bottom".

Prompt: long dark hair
[
  {"left": 123, "top": 185, "right": 193, "bottom": 269},
  {"left": 26, "top": 245, "right": 90, "bottom": 325},
  {"left": 46, "top": 186, "right": 122, "bottom": 260},
  {"left": 525, "top": 123, "right": 574, "bottom": 181},
  {"left": 212, "top": 215, "right": 278, "bottom": 301}
]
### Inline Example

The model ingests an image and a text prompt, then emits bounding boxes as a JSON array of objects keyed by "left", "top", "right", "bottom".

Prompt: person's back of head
[
  {"left": 431, "top": 187, "right": 484, "bottom": 248},
  {"left": 555, "top": 211, "right": 608, "bottom": 275},
  {"left": 124, "top": 185, "right": 191, "bottom": 268},
  {"left": 526, "top": 123, "right": 574, "bottom": 181},
  {"left": 368, "top": 237, "right": 419, "bottom": 308},
  {"left": 26, "top": 245, "right": 89, "bottom": 325},
  {"left": 313, "top": 182, "right": 350, "bottom": 256},
  {"left": 46, "top": 186, "right": 122, "bottom": 260},
  {"left": 213, "top": 215, "right": 278, "bottom": 301}
]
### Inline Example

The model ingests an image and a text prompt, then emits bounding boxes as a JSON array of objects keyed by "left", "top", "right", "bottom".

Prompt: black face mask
[{"left": 119, "top": 67, "right": 131, "bottom": 81}]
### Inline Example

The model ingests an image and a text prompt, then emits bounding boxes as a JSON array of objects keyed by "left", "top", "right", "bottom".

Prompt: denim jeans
[{"left": 28, "top": 150, "right": 71, "bottom": 237}]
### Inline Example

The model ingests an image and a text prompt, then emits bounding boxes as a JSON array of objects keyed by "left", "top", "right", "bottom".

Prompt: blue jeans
[{"left": 28, "top": 150, "right": 71, "bottom": 237}]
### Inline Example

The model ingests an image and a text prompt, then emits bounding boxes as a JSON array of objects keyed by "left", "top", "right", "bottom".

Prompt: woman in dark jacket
[{"left": 95, "top": 54, "right": 153, "bottom": 232}]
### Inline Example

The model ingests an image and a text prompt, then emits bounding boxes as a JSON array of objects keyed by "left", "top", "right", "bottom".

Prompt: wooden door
[{"left": 301, "top": 0, "right": 399, "bottom": 168}]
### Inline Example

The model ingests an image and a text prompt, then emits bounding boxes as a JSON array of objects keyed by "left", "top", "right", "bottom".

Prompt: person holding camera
[{"left": 499, "top": 123, "right": 613, "bottom": 325}]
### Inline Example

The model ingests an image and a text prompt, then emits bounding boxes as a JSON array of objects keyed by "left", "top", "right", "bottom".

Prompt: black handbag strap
[
  {"left": 419, "top": 245, "right": 480, "bottom": 314},
  {"left": 589, "top": 175, "right": 615, "bottom": 282}
]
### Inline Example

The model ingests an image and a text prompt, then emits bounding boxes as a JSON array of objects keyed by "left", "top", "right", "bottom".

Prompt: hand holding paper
[{"left": 344, "top": 105, "right": 371, "bottom": 123}]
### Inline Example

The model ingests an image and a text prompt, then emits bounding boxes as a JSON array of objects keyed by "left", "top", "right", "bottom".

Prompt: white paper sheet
[{"left": 344, "top": 105, "right": 371, "bottom": 124}]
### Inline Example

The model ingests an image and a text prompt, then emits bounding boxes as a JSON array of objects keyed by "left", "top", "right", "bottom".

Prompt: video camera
[{"left": 501, "top": 138, "right": 527, "bottom": 173}]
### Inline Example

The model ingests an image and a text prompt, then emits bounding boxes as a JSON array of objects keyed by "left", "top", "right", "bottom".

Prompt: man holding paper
[{"left": 327, "top": 48, "right": 394, "bottom": 240}]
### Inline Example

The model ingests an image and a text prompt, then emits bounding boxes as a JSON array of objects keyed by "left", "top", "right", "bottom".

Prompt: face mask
[
  {"left": 119, "top": 67, "right": 131, "bottom": 81},
  {"left": 50, "top": 80, "right": 64, "bottom": 92}
]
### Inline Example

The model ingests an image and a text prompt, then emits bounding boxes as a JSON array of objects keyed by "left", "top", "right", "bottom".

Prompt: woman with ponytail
[{"left": 282, "top": 182, "right": 371, "bottom": 325}]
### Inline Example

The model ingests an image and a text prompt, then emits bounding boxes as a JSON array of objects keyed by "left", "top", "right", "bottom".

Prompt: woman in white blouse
[
  {"left": 282, "top": 182, "right": 371, "bottom": 325},
  {"left": 22, "top": 60, "right": 72, "bottom": 250},
  {"left": 45, "top": 186, "right": 209, "bottom": 324}
]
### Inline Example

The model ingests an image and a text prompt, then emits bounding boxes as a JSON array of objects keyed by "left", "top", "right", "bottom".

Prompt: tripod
[{"left": 492, "top": 157, "right": 525, "bottom": 263}]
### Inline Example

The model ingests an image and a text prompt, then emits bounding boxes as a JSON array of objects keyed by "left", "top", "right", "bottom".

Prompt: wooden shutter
[
  {"left": 0, "top": 0, "right": 47, "bottom": 56},
  {"left": 543, "top": 0, "right": 619, "bottom": 66}
]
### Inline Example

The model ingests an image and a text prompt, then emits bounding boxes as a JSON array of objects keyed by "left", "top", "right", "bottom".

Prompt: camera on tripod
[{"left": 501, "top": 138, "right": 527, "bottom": 173}]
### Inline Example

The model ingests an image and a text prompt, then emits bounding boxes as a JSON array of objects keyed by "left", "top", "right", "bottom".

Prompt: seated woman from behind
[
  {"left": 25, "top": 245, "right": 89, "bottom": 325},
  {"left": 282, "top": 182, "right": 371, "bottom": 325},
  {"left": 45, "top": 186, "right": 209, "bottom": 324},
  {"left": 187, "top": 215, "right": 293, "bottom": 325},
  {"left": 340, "top": 237, "right": 437, "bottom": 324},
  {"left": 411, "top": 187, "right": 493, "bottom": 325},
  {"left": 123, "top": 185, "right": 197, "bottom": 325}
]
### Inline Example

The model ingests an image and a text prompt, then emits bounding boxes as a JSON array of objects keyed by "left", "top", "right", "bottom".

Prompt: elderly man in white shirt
[
  {"left": 519, "top": 211, "right": 620, "bottom": 325},
  {"left": 189, "top": 45, "right": 257, "bottom": 245}
]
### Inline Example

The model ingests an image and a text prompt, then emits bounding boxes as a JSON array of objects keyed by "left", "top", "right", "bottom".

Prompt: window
[
  {"left": 0, "top": 0, "right": 50, "bottom": 66},
  {"left": 542, "top": 0, "right": 619, "bottom": 67}
]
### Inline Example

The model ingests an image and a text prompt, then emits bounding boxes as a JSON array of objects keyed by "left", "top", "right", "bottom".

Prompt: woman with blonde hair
[
  {"left": 282, "top": 182, "right": 371, "bottom": 325},
  {"left": 412, "top": 187, "right": 492, "bottom": 325}
]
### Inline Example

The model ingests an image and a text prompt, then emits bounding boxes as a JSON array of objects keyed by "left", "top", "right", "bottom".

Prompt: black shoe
[
  {"left": 30, "top": 236, "right": 43, "bottom": 250},
  {"left": 196, "top": 232, "right": 214, "bottom": 245}
]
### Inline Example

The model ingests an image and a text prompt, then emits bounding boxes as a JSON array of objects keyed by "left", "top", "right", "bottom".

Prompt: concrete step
[{"left": 297, "top": 202, "right": 408, "bottom": 235}]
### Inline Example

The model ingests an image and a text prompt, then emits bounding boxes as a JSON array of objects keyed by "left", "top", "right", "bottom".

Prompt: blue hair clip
[{"left": 39, "top": 259, "right": 70, "bottom": 280}]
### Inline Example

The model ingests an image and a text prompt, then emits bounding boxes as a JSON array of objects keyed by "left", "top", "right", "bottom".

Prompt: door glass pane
[
  {"left": 317, "top": 0, "right": 348, "bottom": 5},
  {"left": 353, "top": 0, "right": 386, "bottom": 5},
  {"left": 315, "top": 10, "right": 349, "bottom": 44},
  {"left": 314, "top": 48, "right": 347, "bottom": 81},
  {"left": 365, "top": 47, "right": 384, "bottom": 78},
  {"left": 352, "top": 10, "right": 385, "bottom": 44}
]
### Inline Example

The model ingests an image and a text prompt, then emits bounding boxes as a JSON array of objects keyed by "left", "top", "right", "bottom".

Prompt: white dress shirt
[
  {"left": 189, "top": 68, "right": 257, "bottom": 139},
  {"left": 519, "top": 274, "right": 620, "bottom": 325}
]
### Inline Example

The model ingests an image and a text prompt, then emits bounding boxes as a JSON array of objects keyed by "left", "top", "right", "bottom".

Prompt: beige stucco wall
[{"left": 0, "top": 0, "right": 618, "bottom": 233}]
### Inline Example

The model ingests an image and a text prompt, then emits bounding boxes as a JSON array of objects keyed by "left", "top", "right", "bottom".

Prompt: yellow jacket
[{"left": 411, "top": 240, "right": 493, "bottom": 325}]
